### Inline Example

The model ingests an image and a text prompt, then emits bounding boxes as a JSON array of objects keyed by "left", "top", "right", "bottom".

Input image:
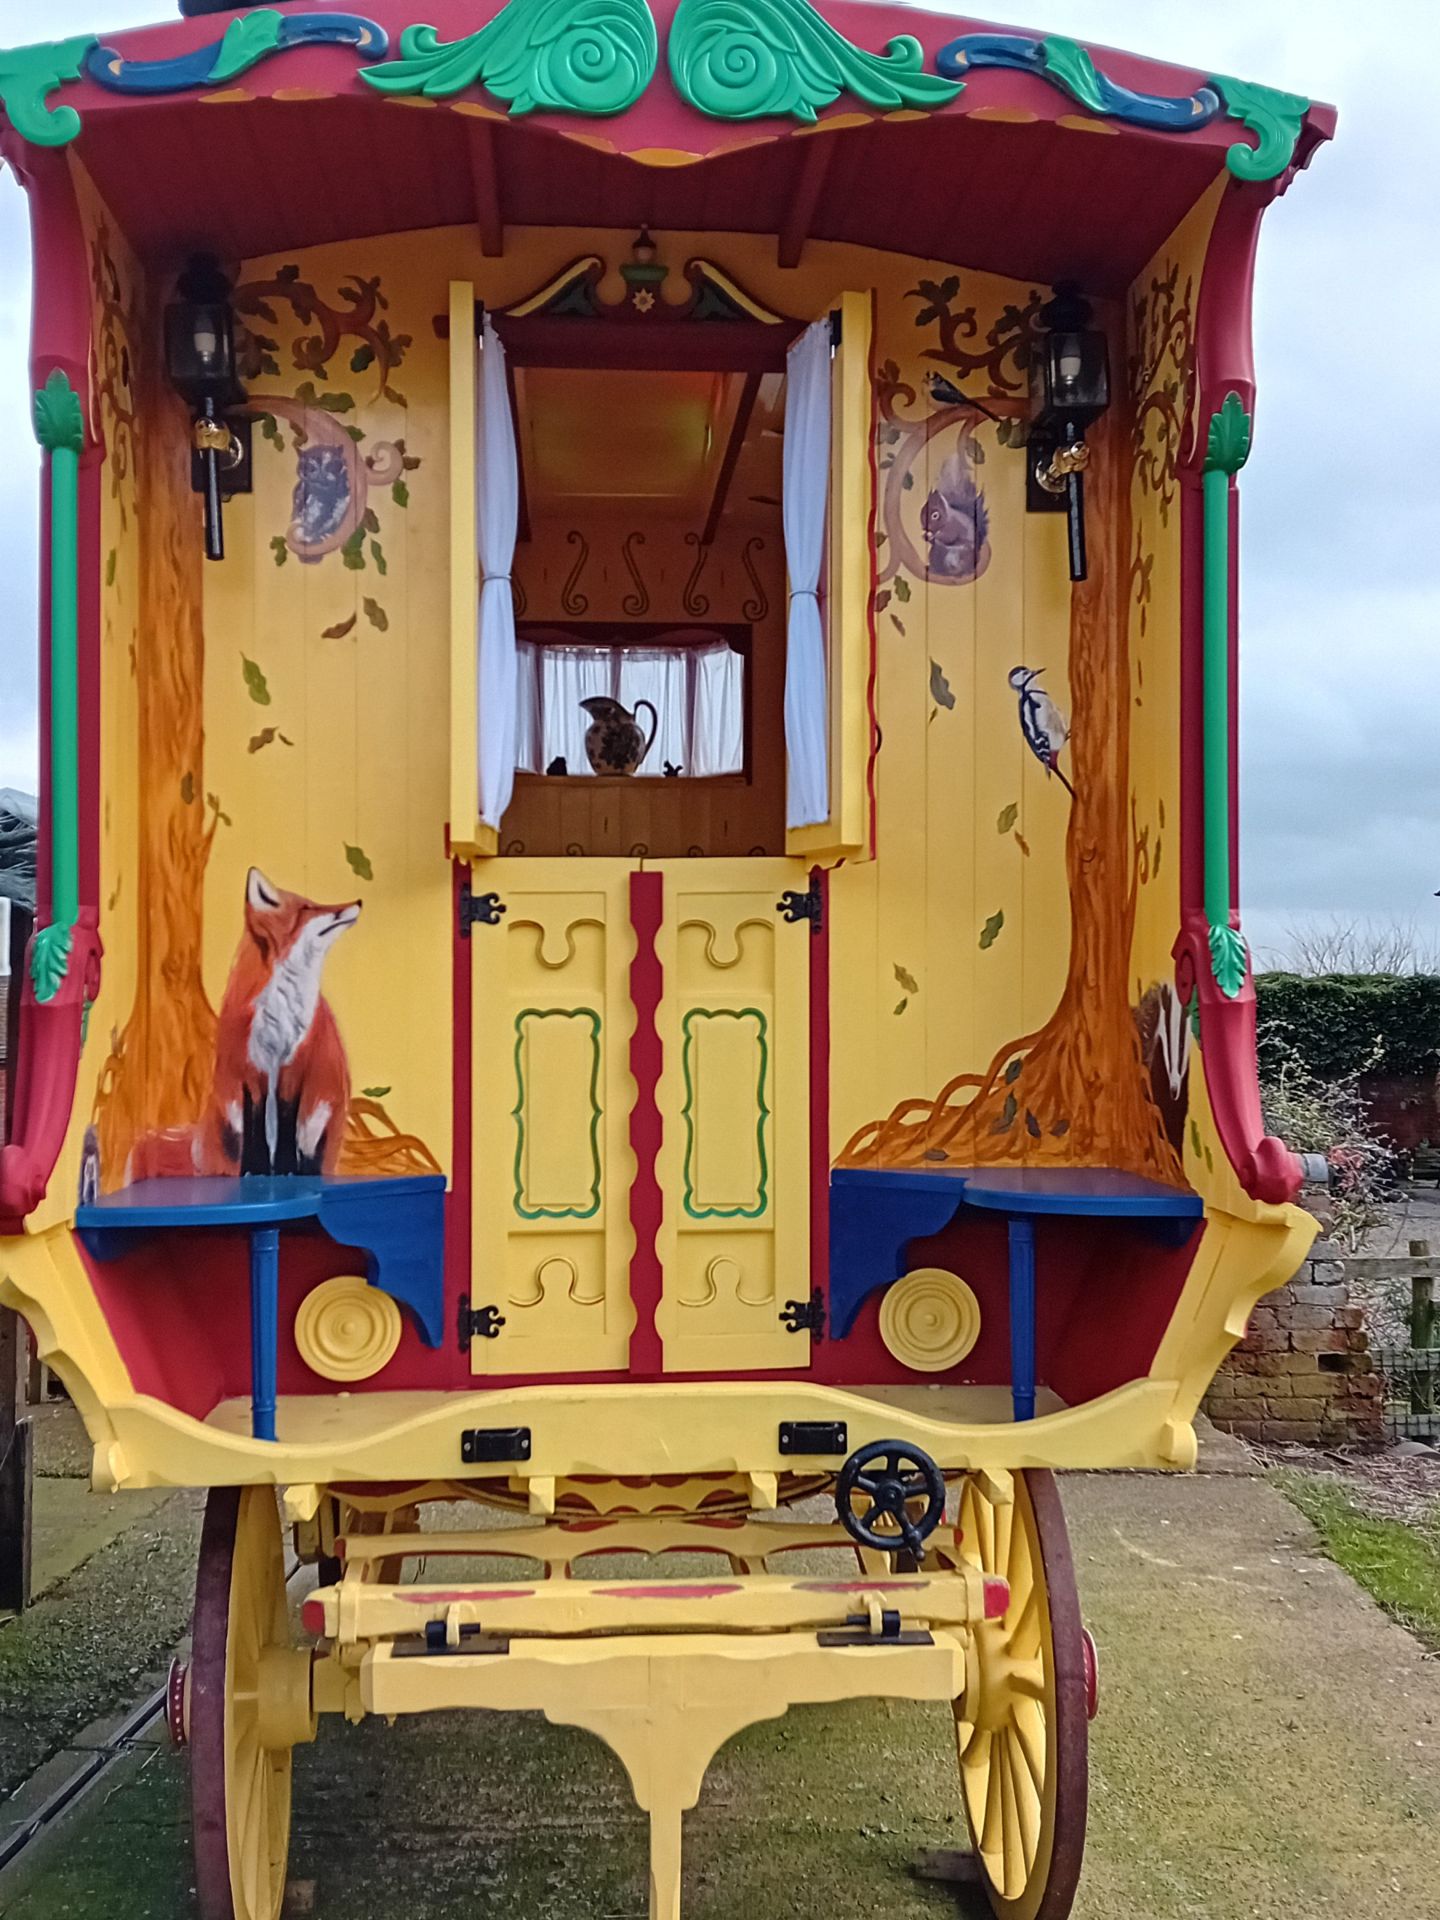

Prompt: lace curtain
[{"left": 515, "top": 637, "right": 744, "bottom": 778}]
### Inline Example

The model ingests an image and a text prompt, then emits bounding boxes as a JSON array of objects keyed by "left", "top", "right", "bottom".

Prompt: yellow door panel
[
  {"left": 470, "top": 860, "right": 635, "bottom": 1375},
  {"left": 653, "top": 860, "right": 811, "bottom": 1373}
]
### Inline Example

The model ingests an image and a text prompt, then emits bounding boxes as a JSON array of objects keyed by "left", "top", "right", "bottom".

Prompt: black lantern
[
  {"left": 1027, "top": 283, "right": 1110, "bottom": 581},
  {"left": 165, "top": 255, "right": 251, "bottom": 562}
]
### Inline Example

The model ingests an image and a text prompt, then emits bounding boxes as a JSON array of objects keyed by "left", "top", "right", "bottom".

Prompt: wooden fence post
[{"left": 1410, "top": 1240, "right": 1437, "bottom": 1419}]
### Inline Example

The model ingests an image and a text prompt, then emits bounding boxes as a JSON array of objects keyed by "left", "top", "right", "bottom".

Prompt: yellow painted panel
[
  {"left": 470, "top": 859, "right": 635, "bottom": 1374},
  {"left": 652, "top": 860, "right": 810, "bottom": 1373}
]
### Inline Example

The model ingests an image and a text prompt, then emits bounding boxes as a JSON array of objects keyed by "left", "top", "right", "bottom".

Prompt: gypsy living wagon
[{"left": 0, "top": 2, "right": 1331, "bottom": 1914}]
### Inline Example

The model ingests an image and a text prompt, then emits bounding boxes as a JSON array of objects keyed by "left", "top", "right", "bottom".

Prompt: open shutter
[
  {"left": 447, "top": 280, "right": 496, "bottom": 858},
  {"left": 785, "top": 288, "right": 875, "bottom": 863}
]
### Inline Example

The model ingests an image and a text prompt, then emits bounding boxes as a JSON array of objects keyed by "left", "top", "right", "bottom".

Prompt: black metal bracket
[
  {"left": 460, "top": 1426, "right": 532, "bottom": 1464},
  {"left": 457, "top": 1294, "right": 506, "bottom": 1345},
  {"left": 459, "top": 883, "right": 507, "bottom": 935},
  {"left": 778, "top": 1420, "right": 848, "bottom": 1457},
  {"left": 779, "top": 1290, "right": 826, "bottom": 1341},
  {"left": 407, "top": 1622, "right": 511, "bottom": 1657},
  {"left": 776, "top": 881, "right": 823, "bottom": 934},
  {"left": 817, "top": 1607, "right": 934, "bottom": 1649}
]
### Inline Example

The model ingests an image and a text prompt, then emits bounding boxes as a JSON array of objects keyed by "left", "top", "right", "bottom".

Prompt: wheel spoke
[
  {"left": 994, "top": 1497, "right": 1015, "bottom": 1584},
  {"left": 997, "top": 1731, "right": 1025, "bottom": 1898},
  {"left": 1012, "top": 1696, "right": 1047, "bottom": 1794},
  {"left": 1008, "top": 1655, "right": 1047, "bottom": 1703},
  {"left": 1004, "top": 1727, "right": 1041, "bottom": 1871}
]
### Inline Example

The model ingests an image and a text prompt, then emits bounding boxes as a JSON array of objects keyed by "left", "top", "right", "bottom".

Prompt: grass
[{"left": 1271, "top": 1467, "right": 1440, "bottom": 1651}]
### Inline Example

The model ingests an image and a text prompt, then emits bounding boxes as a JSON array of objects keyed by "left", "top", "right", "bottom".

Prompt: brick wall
[{"left": 1204, "top": 1251, "right": 1385, "bottom": 1448}]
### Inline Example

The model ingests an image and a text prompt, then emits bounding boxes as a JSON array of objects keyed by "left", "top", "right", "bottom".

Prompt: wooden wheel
[
  {"left": 191, "top": 1487, "right": 302, "bottom": 1920},
  {"left": 955, "top": 1470, "right": 1088, "bottom": 1920}
]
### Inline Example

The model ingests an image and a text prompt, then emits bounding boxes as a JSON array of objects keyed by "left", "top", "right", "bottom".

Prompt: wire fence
[{"left": 1373, "top": 1345, "right": 1440, "bottom": 1442}]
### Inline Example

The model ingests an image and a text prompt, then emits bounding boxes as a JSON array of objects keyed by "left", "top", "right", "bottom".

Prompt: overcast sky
[{"left": 0, "top": 2, "right": 1431, "bottom": 957}]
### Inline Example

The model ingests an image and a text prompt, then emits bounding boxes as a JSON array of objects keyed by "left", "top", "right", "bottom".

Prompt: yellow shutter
[
  {"left": 785, "top": 289, "right": 875, "bottom": 864},
  {"left": 448, "top": 280, "right": 497, "bottom": 859}
]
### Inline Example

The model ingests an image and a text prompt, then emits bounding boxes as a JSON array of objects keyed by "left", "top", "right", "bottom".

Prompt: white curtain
[
  {"left": 783, "top": 318, "right": 833, "bottom": 828},
  {"left": 476, "top": 317, "right": 519, "bottom": 828},
  {"left": 514, "top": 636, "right": 743, "bottom": 778}
]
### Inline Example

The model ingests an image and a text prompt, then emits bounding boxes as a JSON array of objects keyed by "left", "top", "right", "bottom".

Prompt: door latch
[{"left": 457, "top": 1294, "right": 506, "bottom": 1345}]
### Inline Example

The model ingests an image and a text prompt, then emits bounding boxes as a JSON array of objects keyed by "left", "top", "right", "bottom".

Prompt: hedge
[{"left": 1255, "top": 973, "right": 1440, "bottom": 1081}]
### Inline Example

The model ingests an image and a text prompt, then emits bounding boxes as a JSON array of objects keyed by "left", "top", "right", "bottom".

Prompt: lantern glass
[{"left": 1035, "top": 327, "right": 1109, "bottom": 428}]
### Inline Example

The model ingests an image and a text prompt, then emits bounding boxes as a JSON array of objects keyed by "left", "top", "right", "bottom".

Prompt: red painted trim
[
  {"left": 627, "top": 869, "right": 665, "bottom": 1374},
  {"left": 301, "top": 1598, "right": 325, "bottom": 1634},
  {"left": 809, "top": 864, "right": 831, "bottom": 1313},
  {"left": 0, "top": 153, "right": 102, "bottom": 1231},
  {"left": 1172, "top": 182, "right": 1301, "bottom": 1206},
  {"left": 449, "top": 858, "right": 473, "bottom": 1384}
]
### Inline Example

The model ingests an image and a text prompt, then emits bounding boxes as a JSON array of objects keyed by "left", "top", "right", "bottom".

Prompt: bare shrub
[{"left": 1259, "top": 1032, "right": 1399, "bottom": 1251}]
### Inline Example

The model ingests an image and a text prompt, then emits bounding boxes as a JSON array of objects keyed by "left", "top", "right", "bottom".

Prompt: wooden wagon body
[{"left": 0, "top": 5, "right": 1332, "bottom": 1913}]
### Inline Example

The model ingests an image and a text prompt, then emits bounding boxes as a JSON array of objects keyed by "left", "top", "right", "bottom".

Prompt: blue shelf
[{"left": 77, "top": 1174, "right": 448, "bottom": 1441}]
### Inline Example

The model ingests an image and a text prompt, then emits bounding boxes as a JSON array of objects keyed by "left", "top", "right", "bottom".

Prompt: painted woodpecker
[{"left": 1008, "top": 666, "right": 1074, "bottom": 796}]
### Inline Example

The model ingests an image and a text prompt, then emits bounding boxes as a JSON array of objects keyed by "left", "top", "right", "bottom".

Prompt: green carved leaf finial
[
  {"left": 30, "top": 921, "right": 73, "bottom": 1003},
  {"left": 1204, "top": 391, "right": 1251, "bottom": 476},
  {"left": 34, "top": 368, "right": 84, "bottom": 454},
  {"left": 1208, "top": 922, "right": 1248, "bottom": 1000},
  {"left": 1212, "top": 74, "right": 1309, "bottom": 182},
  {"left": 0, "top": 35, "right": 95, "bottom": 147},
  {"left": 669, "top": 0, "right": 962, "bottom": 123},
  {"left": 360, "top": 0, "right": 657, "bottom": 116},
  {"left": 209, "top": 10, "right": 287, "bottom": 86}
]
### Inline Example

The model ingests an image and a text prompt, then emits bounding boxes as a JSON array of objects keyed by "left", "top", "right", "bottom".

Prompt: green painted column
[
  {"left": 1201, "top": 391, "right": 1252, "bottom": 999},
  {"left": 31, "top": 368, "right": 86, "bottom": 1003}
]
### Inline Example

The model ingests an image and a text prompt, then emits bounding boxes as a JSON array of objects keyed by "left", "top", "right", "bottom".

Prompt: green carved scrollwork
[
  {"left": 1202, "top": 391, "right": 1253, "bottom": 1000},
  {"left": 0, "top": 36, "right": 95, "bottom": 148},
  {"left": 669, "top": 0, "right": 962, "bottom": 122},
  {"left": 31, "top": 370, "right": 85, "bottom": 1004},
  {"left": 1038, "top": 36, "right": 1106, "bottom": 116},
  {"left": 1212, "top": 74, "right": 1310, "bottom": 182},
  {"left": 360, "top": 0, "right": 657, "bottom": 115}
]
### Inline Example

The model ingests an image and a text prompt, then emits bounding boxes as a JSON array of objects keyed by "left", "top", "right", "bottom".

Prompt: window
[{"left": 515, "top": 629, "right": 746, "bottom": 781}]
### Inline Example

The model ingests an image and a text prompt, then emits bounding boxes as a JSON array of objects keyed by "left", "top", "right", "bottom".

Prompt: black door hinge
[
  {"left": 776, "top": 880, "right": 823, "bottom": 934},
  {"left": 457, "top": 1293, "right": 506, "bottom": 1345},
  {"left": 459, "top": 882, "right": 507, "bottom": 935},
  {"left": 779, "top": 1289, "right": 826, "bottom": 1341}
]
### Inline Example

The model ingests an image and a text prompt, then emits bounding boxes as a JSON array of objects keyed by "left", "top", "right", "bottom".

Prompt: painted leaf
[
  {"left": 1014, "top": 830, "right": 1030, "bottom": 857},
  {"left": 1001, "top": 1092, "right": 1018, "bottom": 1126},
  {"left": 894, "top": 963, "right": 919, "bottom": 995},
  {"left": 979, "top": 909, "right": 1004, "bottom": 950},
  {"left": 362, "top": 1085, "right": 392, "bottom": 1100},
  {"left": 370, "top": 541, "right": 388, "bottom": 576},
  {"left": 247, "top": 728, "right": 294, "bottom": 754},
  {"left": 322, "top": 613, "right": 358, "bottom": 641},
  {"left": 179, "top": 771, "right": 195, "bottom": 805},
  {"left": 363, "top": 597, "right": 389, "bottom": 632},
  {"left": 893, "top": 574, "right": 911, "bottom": 603},
  {"left": 362, "top": 0, "right": 659, "bottom": 116},
  {"left": 342, "top": 530, "right": 366, "bottom": 571},
  {"left": 344, "top": 843, "right": 374, "bottom": 882},
  {"left": 996, "top": 802, "right": 1019, "bottom": 834},
  {"left": 1051, "top": 1118, "right": 1071, "bottom": 1138},
  {"left": 1003, "top": 1057, "right": 1023, "bottom": 1084},
  {"left": 893, "top": 997, "right": 908, "bottom": 1017},
  {"left": 891, "top": 616, "right": 906, "bottom": 637},
  {"left": 668, "top": 0, "right": 961, "bottom": 122},
  {"left": 1025, "top": 1109, "right": 1042, "bottom": 1139},
  {"left": 351, "top": 345, "right": 376, "bottom": 373},
  {"left": 874, "top": 588, "right": 891, "bottom": 614},
  {"left": 270, "top": 534, "right": 288, "bottom": 567},
  {"left": 391, "top": 478, "right": 410, "bottom": 508},
  {"left": 1189, "top": 1119, "right": 1203, "bottom": 1159},
  {"left": 929, "top": 660, "right": 955, "bottom": 712},
  {"left": 105, "top": 549, "right": 116, "bottom": 586},
  {"left": 241, "top": 655, "right": 271, "bottom": 705}
]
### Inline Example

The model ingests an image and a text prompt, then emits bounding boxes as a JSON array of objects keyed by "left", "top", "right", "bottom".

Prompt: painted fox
[{"left": 206, "top": 868, "right": 361, "bottom": 1177}]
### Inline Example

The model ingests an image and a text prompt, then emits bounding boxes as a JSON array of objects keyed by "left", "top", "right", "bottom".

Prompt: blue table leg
[
  {"left": 1007, "top": 1217, "right": 1036, "bottom": 1423},
  {"left": 250, "top": 1227, "right": 280, "bottom": 1443}
]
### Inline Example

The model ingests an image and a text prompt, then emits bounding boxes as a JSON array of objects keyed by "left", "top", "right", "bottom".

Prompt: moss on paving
[
  {"left": 1270, "top": 1467, "right": 1440, "bottom": 1651},
  {"left": 0, "top": 1491, "right": 203, "bottom": 1795}
]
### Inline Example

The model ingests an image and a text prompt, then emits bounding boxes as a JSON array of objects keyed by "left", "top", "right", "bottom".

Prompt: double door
[{"left": 467, "top": 859, "right": 814, "bottom": 1376}]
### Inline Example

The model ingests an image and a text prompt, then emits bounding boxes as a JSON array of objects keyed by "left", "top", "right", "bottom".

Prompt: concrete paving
[{"left": 1, "top": 1468, "right": 1439, "bottom": 1920}]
